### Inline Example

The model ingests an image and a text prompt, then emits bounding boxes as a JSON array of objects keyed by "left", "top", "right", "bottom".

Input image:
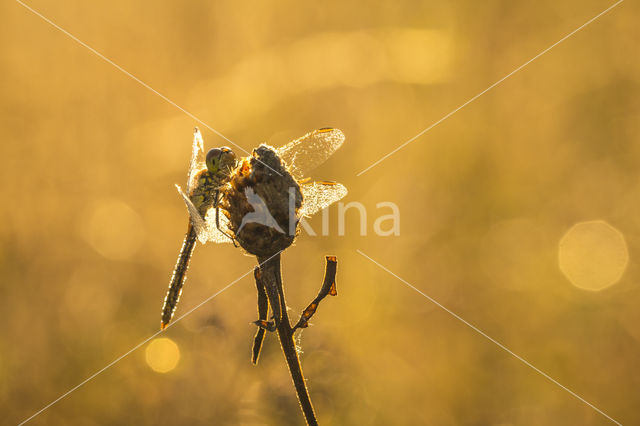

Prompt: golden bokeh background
[
  {"left": 2, "top": 0, "right": 639, "bottom": 424},
  {"left": 145, "top": 338, "right": 181, "bottom": 374}
]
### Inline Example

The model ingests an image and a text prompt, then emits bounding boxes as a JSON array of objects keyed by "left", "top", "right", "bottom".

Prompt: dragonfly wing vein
[
  {"left": 299, "top": 181, "right": 348, "bottom": 217},
  {"left": 276, "top": 128, "right": 345, "bottom": 179},
  {"left": 187, "top": 128, "right": 207, "bottom": 193},
  {"left": 203, "top": 207, "right": 234, "bottom": 244},
  {"left": 176, "top": 184, "right": 210, "bottom": 244}
]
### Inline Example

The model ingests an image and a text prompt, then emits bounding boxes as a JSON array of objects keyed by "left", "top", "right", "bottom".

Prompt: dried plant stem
[{"left": 258, "top": 254, "right": 318, "bottom": 426}]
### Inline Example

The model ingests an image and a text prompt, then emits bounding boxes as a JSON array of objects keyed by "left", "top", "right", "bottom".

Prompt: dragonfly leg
[
  {"left": 214, "top": 189, "right": 238, "bottom": 247},
  {"left": 292, "top": 256, "right": 338, "bottom": 332}
]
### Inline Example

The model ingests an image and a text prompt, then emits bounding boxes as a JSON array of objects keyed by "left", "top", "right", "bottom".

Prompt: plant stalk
[{"left": 258, "top": 254, "right": 318, "bottom": 426}]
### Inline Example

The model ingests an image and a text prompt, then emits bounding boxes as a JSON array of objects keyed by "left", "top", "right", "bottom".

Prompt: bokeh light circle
[
  {"left": 558, "top": 220, "right": 628, "bottom": 291},
  {"left": 80, "top": 198, "right": 144, "bottom": 260},
  {"left": 145, "top": 338, "right": 181, "bottom": 373}
]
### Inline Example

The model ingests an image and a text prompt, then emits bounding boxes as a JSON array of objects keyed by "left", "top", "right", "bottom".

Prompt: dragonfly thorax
[
  {"left": 188, "top": 147, "right": 237, "bottom": 216},
  {"left": 189, "top": 170, "right": 227, "bottom": 216}
]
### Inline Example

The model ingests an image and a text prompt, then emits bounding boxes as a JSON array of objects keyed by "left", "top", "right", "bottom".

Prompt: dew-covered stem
[{"left": 258, "top": 254, "right": 318, "bottom": 426}]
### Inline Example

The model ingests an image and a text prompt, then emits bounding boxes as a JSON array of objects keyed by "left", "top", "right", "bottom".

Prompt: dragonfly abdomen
[{"left": 161, "top": 223, "right": 198, "bottom": 329}]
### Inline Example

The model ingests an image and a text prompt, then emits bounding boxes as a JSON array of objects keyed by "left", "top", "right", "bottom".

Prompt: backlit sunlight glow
[
  {"left": 188, "top": 29, "right": 452, "bottom": 129},
  {"left": 79, "top": 198, "right": 144, "bottom": 261},
  {"left": 145, "top": 338, "right": 181, "bottom": 374},
  {"left": 558, "top": 220, "right": 628, "bottom": 291}
]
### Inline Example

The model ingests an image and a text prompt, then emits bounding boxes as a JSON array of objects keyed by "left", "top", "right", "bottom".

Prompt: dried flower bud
[{"left": 222, "top": 145, "right": 303, "bottom": 257}]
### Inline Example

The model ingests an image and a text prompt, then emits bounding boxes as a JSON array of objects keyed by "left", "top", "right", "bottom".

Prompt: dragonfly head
[{"left": 206, "top": 147, "right": 237, "bottom": 176}]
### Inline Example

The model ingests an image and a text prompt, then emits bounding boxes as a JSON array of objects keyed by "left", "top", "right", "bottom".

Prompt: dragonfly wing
[
  {"left": 299, "top": 181, "right": 348, "bottom": 217},
  {"left": 276, "top": 128, "right": 345, "bottom": 179},
  {"left": 176, "top": 184, "right": 210, "bottom": 244},
  {"left": 187, "top": 128, "right": 207, "bottom": 193},
  {"left": 176, "top": 185, "right": 232, "bottom": 244},
  {"left": 203, "top": 206, "right": 235, "bottom": 244}
]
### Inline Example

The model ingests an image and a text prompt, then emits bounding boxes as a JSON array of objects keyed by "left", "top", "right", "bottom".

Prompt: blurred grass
[{"left": 1, "top": 0, "right": 640, "bottom": 424}]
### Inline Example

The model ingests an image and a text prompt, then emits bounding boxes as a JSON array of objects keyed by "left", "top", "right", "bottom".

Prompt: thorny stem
[{"left": 257, "top": 253, "right": 318, "bottom": 426}]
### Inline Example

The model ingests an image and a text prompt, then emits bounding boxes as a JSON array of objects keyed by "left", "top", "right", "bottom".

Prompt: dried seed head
[{"left": 222, "top": 145, "right": 303, "bottom": 257}]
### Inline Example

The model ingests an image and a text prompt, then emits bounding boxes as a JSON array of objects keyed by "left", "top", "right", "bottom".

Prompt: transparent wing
[
  {"left": 176, "top": 185, "right": 231, "bottom": 244},
  {"left": 203, "top": 206, "right": 235, "bottom": 244},
  {"left": 176, "top": 184, "right": 208, "bottom": 242},
  {"left": 276, "top": 128, "right": 345, "bottom": 179},
  {"left": 187, "top": 128, "right": 207, "bottom": 193},
  {"left": 299, "top": 181, "right": 348, "bottom": 217}
]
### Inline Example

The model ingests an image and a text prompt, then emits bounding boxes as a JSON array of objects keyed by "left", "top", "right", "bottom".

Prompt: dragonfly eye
[
  {"left": 206, "top": 148, "right": 223, "bottom": 172},
  {"left": 219, "top": 148, "right": 237, "bottom": 171}
]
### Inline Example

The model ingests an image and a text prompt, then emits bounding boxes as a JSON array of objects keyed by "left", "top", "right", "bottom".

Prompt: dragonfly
[{"left": 161, "top": 127, "right": 347, "bottom": 329}]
